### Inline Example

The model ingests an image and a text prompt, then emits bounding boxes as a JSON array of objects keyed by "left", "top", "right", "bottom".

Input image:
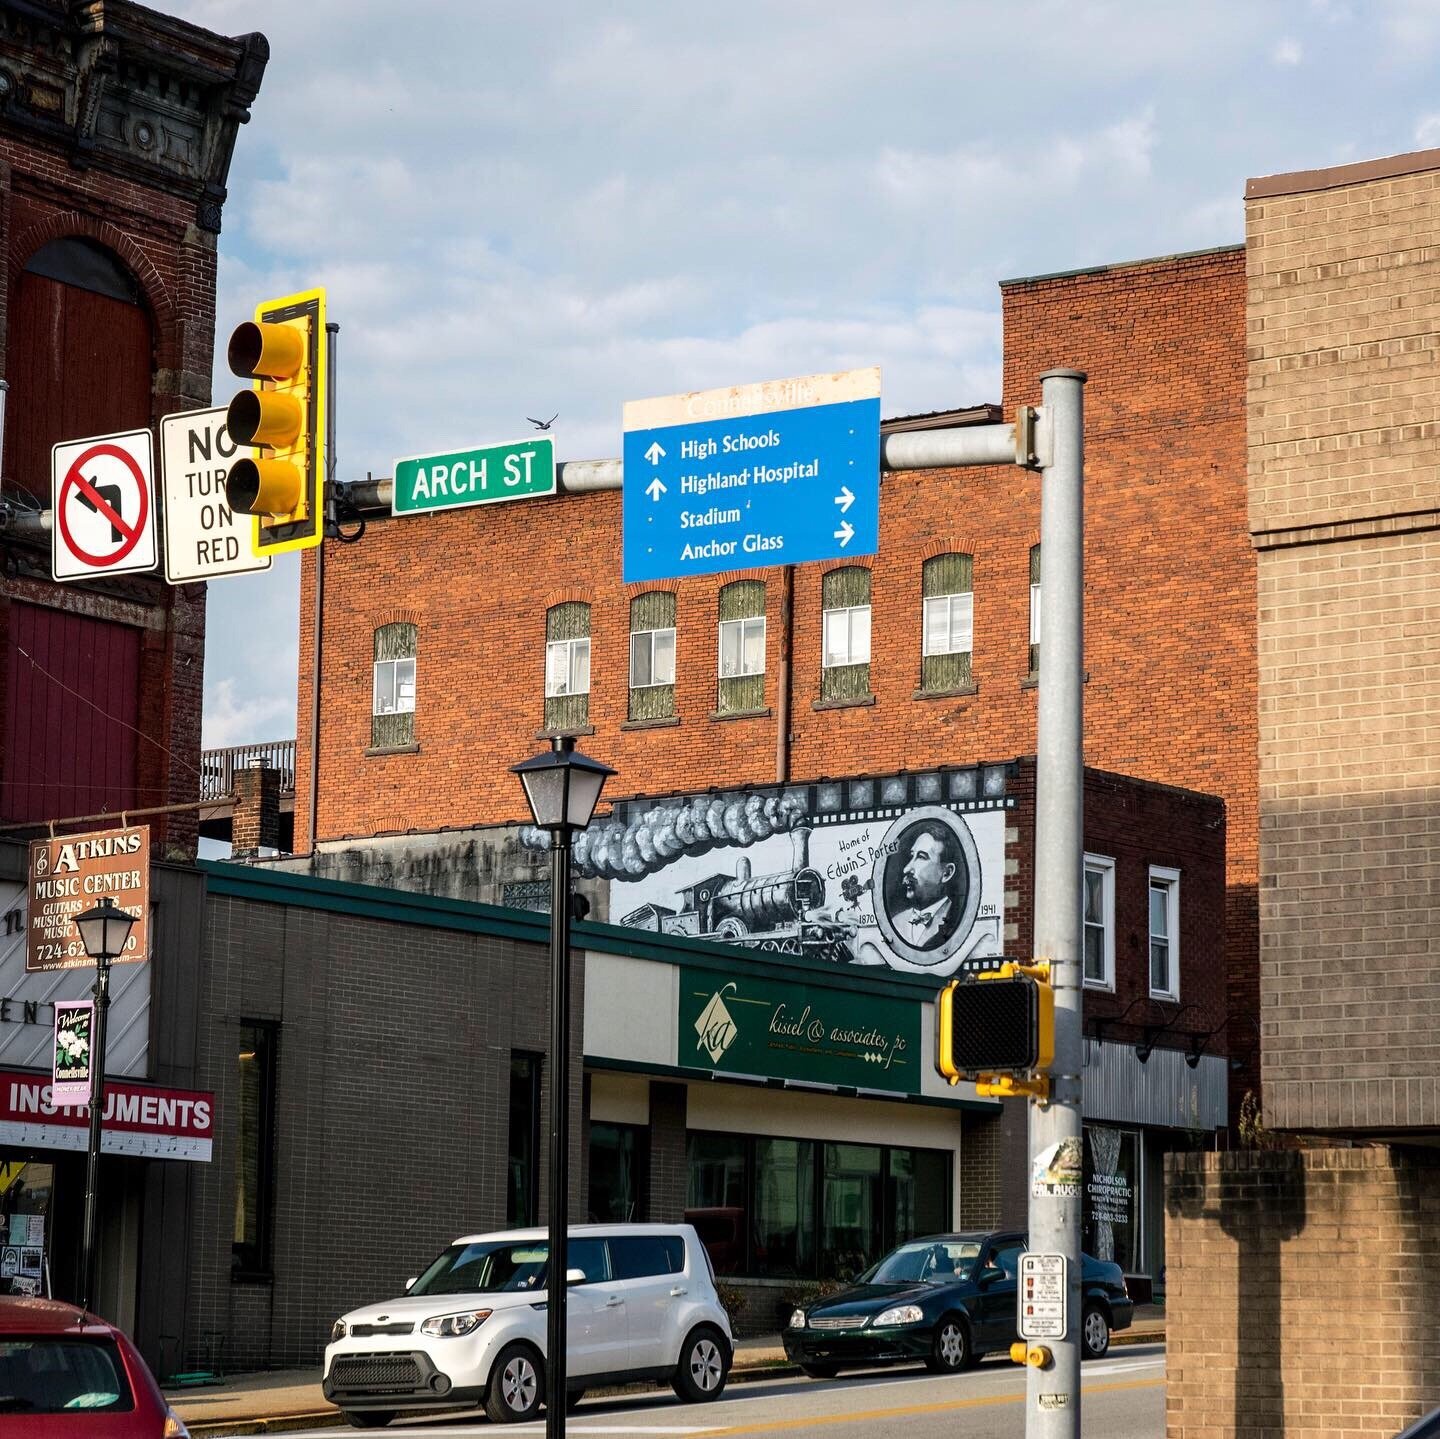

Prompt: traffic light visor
[
  {"left": 226, "top": 456, "right": 302, "bottom": 518},
  {"left": 229, "top": 320, "right": 304, "bottom": 381},
  {"left": 227, "top": 388, "right": 303, "bottom": 449}
]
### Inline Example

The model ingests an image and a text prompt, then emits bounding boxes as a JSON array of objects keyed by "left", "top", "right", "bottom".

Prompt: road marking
[{"left": 684, "top": 1377, "right": 1163, "bottom": 1436}]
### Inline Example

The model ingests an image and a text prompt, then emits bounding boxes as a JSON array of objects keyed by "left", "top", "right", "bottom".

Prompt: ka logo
[{"left": 695, "top": 983, "right": 739, "bottom": 1064}]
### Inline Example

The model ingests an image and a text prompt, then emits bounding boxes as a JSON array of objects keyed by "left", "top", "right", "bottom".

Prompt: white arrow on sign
[
  {"left": 834, "top": 485, "right": 855, "bottom": 514},
  {"left": 834, "top": 520, "right": 855, "bottom": 548},
  {"left": 646, "top": 476, "right": 667, "bottom": 501},
  {"left": 645, "top": 441, "right": 666, "bottom": 466}
]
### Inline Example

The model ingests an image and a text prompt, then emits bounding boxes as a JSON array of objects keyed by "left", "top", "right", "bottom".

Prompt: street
[{"left": 284, "top": 1345, "right": 1164, "bottom": 1439}]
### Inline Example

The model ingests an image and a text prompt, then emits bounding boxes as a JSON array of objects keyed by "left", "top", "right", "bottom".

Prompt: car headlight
[
  {"left": 789, "top": 1308, "right": 806, "bottom": 1330},
  {"left": 874, "top": 1305, "right": 924, "bottom": 1327},
  {"left": 420, "top": 1309, "right": 492, "bottom": 1338},
  {"left": 330, "top": 1319, "right": 347, "bottom": 1342}
]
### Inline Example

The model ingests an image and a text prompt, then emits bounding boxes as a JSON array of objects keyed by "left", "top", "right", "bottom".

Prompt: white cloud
[
  {"left": 1273, "top": 37, "right": 1304, "bottom": 65},
  {"left": 202, "top": 676, "right": 296, "bottom": 749},
  {"left": 1416, "top": 114, "right": 1440, "bottom": 148}
]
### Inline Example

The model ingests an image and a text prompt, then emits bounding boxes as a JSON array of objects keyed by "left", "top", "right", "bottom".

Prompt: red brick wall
[
  {"left": 0, "top": 125, "right": 218, "bottom": 853},
  {"left": 297, "top": 246, "right": 1255, "bottom": 1080}
]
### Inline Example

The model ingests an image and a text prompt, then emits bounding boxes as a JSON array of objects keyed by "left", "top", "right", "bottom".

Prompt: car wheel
[
  {"left": 800, "top": 1362, "right": 840, "bottom": 1379},
  {"left": 1082, "top": 1305, "right": 1111, "bottom": 1360},
  {"left": 341, "top": 1413, "right": 394, "bottom": 1429},
  {"left": 485, "top": 1342, "right": 544, "bottom": 1424},
  {"left": 925, "top": 1314, "right": 971, "bottom": 1373},
  {"left": 673, "top": 1325, "right": 729, "bottom": 1402}
]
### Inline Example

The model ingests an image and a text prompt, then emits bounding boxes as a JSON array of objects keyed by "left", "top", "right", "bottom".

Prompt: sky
[{"left": 168, "top": 0, "right": 1440, "bottom": 751}]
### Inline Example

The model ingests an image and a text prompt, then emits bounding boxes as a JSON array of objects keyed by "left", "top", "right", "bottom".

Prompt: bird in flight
[{"left": 527, "top": 413, "right": 558, "bottom": 431}]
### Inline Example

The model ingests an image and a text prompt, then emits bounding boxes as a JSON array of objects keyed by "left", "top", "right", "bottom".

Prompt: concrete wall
[
  {"left": 1247, "top": 151, "right": 1440, "bottom": 1133},
  {"left": 1166, "top": 1147, "right": 1440, "bottom": 1438}
]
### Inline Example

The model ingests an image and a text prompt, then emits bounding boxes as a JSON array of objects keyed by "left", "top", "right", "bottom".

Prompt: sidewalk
[{"left": 173, "top": 1311, "right": 1164, "bottom": 1437}]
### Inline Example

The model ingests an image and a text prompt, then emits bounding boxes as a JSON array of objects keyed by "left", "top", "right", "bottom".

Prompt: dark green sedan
[{"left": 782, "top": 1230, "right": 1133, "bottom": 1378}]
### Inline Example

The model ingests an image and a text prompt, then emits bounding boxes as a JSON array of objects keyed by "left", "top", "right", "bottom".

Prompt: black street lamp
[
  {"left": 73, "top": 895, "right": 138, "bottom": 1314},
  {"left": 512, "top": 736, "right": 613, "bottom": 1437}
]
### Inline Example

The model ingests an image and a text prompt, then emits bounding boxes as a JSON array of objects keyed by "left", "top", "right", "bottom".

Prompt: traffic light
[
  {"left": 223, "top": 287, "right": 327, "bottom": 555},
  {"left": 935, "top": 963, "right": 1055, "bottom": 1086}
]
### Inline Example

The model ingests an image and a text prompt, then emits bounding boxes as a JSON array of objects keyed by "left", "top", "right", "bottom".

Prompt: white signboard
[
  {"left": 1019, "top": 1252, "right": 1067, "bottom": 1340},
  {"left": 51, "top": 428, "right": 157, "bottom": 581},
  {"left": 160, "top": 408, "right": 270, "bottom": 583}
]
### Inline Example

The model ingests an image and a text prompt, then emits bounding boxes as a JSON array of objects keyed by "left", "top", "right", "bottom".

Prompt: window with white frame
[
  {"left": 821, "top": 566, "right": 872, "bottom": 702},
  {"left": 921, "top": 553, "right": 974, "bottom": 692},
  {"left": 1082, "top": 854, "right": 1115, "bottom": 989},
  {"left": 372, "top": 622, "right": 417, "bottom": 748},
  {"left": 717, "top": 580, "right": 766, "bottom": 715},
  {"left": 1148, "top": 866, "right": 1181, "bottom": 999},
  {"left": 544, "top": 602, "right": 591, "bottom": 731},
  {"left": 629, "top": 591, "right": 676, "bottom": 721},
  {"left": 1028, "top": 544, "right": 1042, "bottom": 676}
]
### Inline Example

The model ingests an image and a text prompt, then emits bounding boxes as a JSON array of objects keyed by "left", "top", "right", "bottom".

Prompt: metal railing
[{"left": 200, "top": 740, "right": 296, "bottom": 802}]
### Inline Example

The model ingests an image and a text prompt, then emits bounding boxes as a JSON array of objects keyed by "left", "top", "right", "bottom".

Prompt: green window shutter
[
  {"left": 922, "top": 553, "right": 972, "bottom": 598},
  {"left": 545, "top": 602, "right": 590, "bottom": 731},
  {"left": 822, "top": 566, "right": 871, "bottom": 609},
  {"left": 372, "top": 623, "right": 417, "bottom": 747},
  {"left": 718, "top": 673, "right": 764, "bottom": 714},
  {"left": 821, "top": 662, "right": 870, "bottom": 702},
  {"left": 718, "top": 580, "right": 765, "bottom": 622},
  {"left": 630, "top": 591, "right": 675, "bottom": 632}
]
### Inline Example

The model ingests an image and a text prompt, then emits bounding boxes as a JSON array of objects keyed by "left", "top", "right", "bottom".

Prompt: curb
[{"left": 184, "top": 1333, "right": 1164, "bottom": 1437}]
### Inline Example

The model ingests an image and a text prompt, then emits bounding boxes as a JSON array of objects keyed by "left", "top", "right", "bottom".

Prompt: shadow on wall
[{"left": 1167, "top": 1150, "right": 1305, "bottom": 1438}]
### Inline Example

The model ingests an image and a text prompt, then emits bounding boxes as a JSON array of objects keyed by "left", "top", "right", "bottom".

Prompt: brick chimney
[{"left": 232, "top": 761, "right": 281, "bottom": 857}]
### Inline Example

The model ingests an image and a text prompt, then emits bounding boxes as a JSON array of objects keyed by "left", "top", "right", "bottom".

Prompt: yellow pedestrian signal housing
[
  {"left": 935, "top": 962, "right": 1055, "bottom": 1096},
  {"left": 224, "top": 287, "right": 327, "bottom": 555}
]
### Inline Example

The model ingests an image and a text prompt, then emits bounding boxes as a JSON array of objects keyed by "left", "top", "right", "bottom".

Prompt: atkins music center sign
[{"left": 26, "top": 825, "right": 149, "bottom": 972}]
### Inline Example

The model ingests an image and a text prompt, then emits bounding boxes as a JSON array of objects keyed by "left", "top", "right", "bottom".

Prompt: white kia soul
[{"left": 323, "top": 1223, "right": 733, "bottom": 1427}]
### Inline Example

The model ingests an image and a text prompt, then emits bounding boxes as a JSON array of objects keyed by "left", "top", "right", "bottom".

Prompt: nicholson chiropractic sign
[{"left": 679, "top": 968, "right": 921, "bottom": 1096}]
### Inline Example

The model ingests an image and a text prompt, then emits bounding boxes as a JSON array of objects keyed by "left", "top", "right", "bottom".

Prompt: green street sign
[
  {"left": 678, "top": 966, "right": 921, "bottom": 1095},
  {"left": 391, "top": 437, "right": 556, "bottom": 515}
]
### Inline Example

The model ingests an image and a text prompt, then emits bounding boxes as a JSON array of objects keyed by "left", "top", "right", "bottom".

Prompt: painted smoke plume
[{"left": 520, "top": 792, "right": 808, "bottom": 881}]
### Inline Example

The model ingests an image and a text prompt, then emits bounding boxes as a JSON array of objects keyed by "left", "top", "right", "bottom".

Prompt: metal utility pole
[{"left": 1027, "top": 369, "right": 1087, "bottom": 1438}]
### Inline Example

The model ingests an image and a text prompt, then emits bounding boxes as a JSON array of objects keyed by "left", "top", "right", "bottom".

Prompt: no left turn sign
[{"left": 51, "top": 428, "right": 158, "bottom": 581}]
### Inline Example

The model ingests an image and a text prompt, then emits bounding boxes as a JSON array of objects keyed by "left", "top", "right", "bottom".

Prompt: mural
[{"left": 521, "top": 765, "right": 1014, "bottom": 978}]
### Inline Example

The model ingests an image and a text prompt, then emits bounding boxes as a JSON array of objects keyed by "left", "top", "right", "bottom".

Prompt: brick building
[
  {"left": 0, "top": 0, "right": 265, "bottom": 853},
  {"left": 1163, "top": 148, "right": 1440, "bottom": 1438}
]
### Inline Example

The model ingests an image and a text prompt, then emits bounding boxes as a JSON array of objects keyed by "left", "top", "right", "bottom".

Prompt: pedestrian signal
[{"left": 935, "top": 964, "right": 1055, "bottom": 1084}]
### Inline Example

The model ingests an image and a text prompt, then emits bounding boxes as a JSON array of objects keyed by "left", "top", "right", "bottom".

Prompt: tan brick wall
[
  {"left": 1248, "top": 158, "right": 1440, "bottom": 1132},
  {"left": 1166, "top": 1148, "right": 1440, "bottom": 1439}
]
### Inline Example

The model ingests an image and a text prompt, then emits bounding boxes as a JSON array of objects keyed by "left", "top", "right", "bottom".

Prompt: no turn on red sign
[{"left": 50, "top": 428, "right": 158, "bottom": 581}]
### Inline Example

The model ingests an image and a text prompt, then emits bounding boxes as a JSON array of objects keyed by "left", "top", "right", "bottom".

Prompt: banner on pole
[{"left": 52, "top": 1000, "right": 94, "bottom": 1107}]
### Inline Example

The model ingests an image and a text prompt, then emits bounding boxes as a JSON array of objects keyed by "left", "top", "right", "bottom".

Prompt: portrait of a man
[{"left": 889, "top": 822, "right": 964, "bottom": 951}]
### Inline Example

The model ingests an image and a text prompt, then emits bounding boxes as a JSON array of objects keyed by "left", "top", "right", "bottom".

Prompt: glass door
[{"left": 0, "top": 1159, "right": 54, "bottom": 1296}]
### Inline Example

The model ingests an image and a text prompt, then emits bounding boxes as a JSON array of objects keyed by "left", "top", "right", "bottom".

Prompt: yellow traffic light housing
[
  {"left": 935, "top": 962, "right": 1055, "bottom": 1100},
  {"left": 224, "top": 288, "right": 327, "bottom": 555}
]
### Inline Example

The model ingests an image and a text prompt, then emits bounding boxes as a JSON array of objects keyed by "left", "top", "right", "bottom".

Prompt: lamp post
[
  {"left": 73, "top": 895, "right": 138, "bottom": 1315},
  {"left": 512, "top": 736, "right": 613, "bottom": 1438}
]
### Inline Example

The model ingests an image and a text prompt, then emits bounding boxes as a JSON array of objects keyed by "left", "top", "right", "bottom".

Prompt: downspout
[
  {"left": 776, "top": 563, "right": 794, "bottom": 784},
  {"left": 307, "top": 323, "right": 338, "bottom": 853}
]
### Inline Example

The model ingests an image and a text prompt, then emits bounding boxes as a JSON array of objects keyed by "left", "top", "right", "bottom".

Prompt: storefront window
[
  {"left": 507, "top": 1054, "right": 540, "bottom": 1227},
  {"left": 821, "top": 1143, "right": 882, "bottom": 1281},
  {"left": 589, "top": 1123, "right": 648, "bottom": 1223},
  {"left": 0, "top": 1160, "right": 53, "bottom": 1296},
  {"left": 1083, "top": 1124, "right": 1139, "bottom": 1274},
  {"left": 887, "top": 1146, "right": 950, "bottom": 1245},
  {"left": 233, "top": 1022, "right": 278, "bottom": 1279},
  {"left": 753, "top": 1138, "right": 815, "bottom": 1278},
  {"left": 686, "top": 1133, "right": 748, "bottom": 1275}
]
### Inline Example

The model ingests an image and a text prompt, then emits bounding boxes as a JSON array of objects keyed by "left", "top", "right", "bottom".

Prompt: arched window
[
  {"left": 629, "top": 592, "right": 677, "bottom": 721},
  {"left": 920, "top": 553, "right": 974, "bottom": 693},
  {"left": 372, "top": 623, "right": 417, "bottom": 748},
  {"left": 545, "top": 602, "right": 591, "bottom": 732},
  {"left": 1028, "top": 545, "right": 1042, "bottom": 677},
  {"left": 717, "top": 580, "right": 766, "bottom": 715},
  {"left": 7, "top": 238, "right": 151, "bottom": 501},
  {"left": 821, "top": 566, "right": 871, "bottom": 702}
]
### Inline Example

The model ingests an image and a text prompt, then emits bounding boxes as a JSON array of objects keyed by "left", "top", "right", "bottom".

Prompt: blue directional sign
[{"left": 623, "top": 368, "right": 881, "bottom": 584}]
